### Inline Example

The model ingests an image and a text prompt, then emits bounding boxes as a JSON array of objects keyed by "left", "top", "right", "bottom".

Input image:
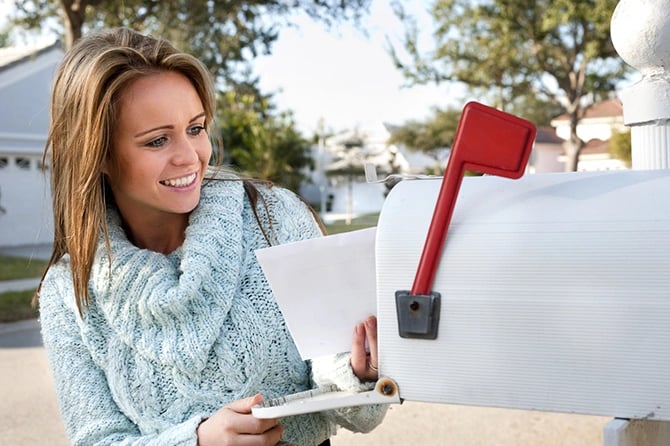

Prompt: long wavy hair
[{"left": 37, "top": 28, "right": 218, "bottom": 313}]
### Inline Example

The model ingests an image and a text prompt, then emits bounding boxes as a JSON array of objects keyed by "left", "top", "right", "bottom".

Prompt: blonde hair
[{"left": 37, "top": 28, "right": 217, "bottom": 313}]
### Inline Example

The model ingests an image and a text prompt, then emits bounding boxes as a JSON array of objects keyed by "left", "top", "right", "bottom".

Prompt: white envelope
[{"left": 255, "top": 227, "right": 377, "bottom": 360}]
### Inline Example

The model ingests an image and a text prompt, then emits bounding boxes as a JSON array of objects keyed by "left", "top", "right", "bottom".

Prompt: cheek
[
  {"left": 102, "top": 157, "right": 124, "bottom": 186},
  {"left": 199, "top": 140, "right": 213, "bottom": 163}
]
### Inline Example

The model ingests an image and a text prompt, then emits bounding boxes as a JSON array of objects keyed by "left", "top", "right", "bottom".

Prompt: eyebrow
[{"left": 134, "top": 112, "right": 207, "bottom": 138}]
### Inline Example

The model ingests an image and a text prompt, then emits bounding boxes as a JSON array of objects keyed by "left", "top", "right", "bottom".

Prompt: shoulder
[
  {"left": 253, "top": 183, "right": 324, "bottom": 244},
  {"left": 39, "top": 257, "right": 80, "bottom": 322},
  {"left": 40, "top": 257, "right": 72, "bottom": 299}
]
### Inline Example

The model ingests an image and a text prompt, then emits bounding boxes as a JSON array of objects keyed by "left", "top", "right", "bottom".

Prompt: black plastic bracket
[{"left": 395, "top": 290, "right": 441, "bottom": 339}]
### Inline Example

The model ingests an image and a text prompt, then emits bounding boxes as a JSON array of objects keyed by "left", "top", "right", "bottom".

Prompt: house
[
  {"left": 299, "top": 122, "right": 448, "bottom": 222},
  {"left": 543, "top": 98, "right": 629, "bottom": 172},
  {"left": 0, "top": 41, "right": 62, "bottom": 250}
]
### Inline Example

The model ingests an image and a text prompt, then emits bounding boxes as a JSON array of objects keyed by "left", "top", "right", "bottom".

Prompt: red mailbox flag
[{"left": 411, "top": 101, "right": 536, "bottom": 296}]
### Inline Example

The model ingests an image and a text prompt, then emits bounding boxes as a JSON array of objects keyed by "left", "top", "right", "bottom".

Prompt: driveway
[
  {"left": 0, "top": 319, "right": 608, "bottom": 446},
  {"left": 0, "top": 320, "right": 68, "bottom": 446}
]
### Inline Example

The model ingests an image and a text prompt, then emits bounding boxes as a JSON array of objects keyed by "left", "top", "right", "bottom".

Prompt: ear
[{"left": 101, "top": 156, "right": 111, "bottom": 176}]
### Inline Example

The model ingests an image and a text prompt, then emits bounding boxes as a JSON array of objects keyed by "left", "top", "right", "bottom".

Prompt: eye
[
  {"left": 188, "top": 125, "right": 206, "bottom": 136},
  {"left": 146, "top": 136, "right": 168, "bottom": 148}
]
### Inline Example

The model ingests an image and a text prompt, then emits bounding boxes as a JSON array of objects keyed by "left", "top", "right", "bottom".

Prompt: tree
[
  {"left": 10, "top": 0, "right": 370, "bottom": 87},
  {"left": 506, "top": 95, "right": 566, "bottom": 127},
  {"left": 388, "top": 106, "right": 460, "bottom": 153},
  {"left": 218, "top": 91, "right": 312, "bottom": 192},
  {"left": 390, "top": 0, "right": 630, "bottom": 171},
  {"left": 9, "top": 0, "right": 369, "bottom": 190},
  {"left": 0, "top": 27, "right": 11, "bottom": 47},
  {"left": 609, "top": 127, "right": 631, "bottom": 168}
]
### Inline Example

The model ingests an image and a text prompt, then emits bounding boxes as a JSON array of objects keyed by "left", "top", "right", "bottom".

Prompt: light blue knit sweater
[{"left": 39, "top": 176, "right": 386, "bottom": 445}]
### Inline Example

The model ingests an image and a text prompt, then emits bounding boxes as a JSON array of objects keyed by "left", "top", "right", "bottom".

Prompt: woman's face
[{"left": 104, "top": 71, "right": 212, "bottom": 231}]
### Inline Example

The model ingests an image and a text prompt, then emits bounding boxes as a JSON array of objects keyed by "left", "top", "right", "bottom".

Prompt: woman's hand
[
  {"left": 196, "top": 394, "right": 285, "bottom": 446},
  {"left": 350, "top": 315, "right": 379, "bottom": 382}
]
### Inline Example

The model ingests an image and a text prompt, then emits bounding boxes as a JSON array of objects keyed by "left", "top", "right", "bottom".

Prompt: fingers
[
  {"left": 365, "top": 315, "right": 378, "bottom": 375},
  {"left": 197, "top": 394, "right": 286, "bottom": 446},
  {"left": 225, "top": 395, "right": 280, "bottom": 434},
  {"left": 226, "top": 393, "right": 263, "bottom": 414},
  {"left": 350, "top": 315, "right": 379, "bottom": 382},
  {"left": 351, "top": 320, "right": 367, "bottom": 374}
]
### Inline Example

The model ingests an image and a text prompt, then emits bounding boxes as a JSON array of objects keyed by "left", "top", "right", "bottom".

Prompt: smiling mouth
[{"left": 160, "top": 173, "right": 197, "bottom": 188}]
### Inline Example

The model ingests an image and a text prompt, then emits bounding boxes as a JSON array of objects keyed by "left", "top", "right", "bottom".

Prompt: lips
[{"left": 160, "top": 172, "right": 197, "bottom": 188}]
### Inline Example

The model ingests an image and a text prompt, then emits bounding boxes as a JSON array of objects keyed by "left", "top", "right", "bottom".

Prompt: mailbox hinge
[{"left": 395, "top": 290, "right": 441, "bottom": 339}]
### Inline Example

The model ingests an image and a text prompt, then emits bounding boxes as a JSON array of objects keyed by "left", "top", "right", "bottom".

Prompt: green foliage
[
  {"left": 218, "top": 91, "right": 312, "bottom": 192},
  {"left": 0, "top": 27, "right": 11, "bottom": 47},
  {"left": 388, "top": 107, "right": 460, "bottom": 153},
  {"left": 390, "top": 0, "right": 630, "bottom": 171},
  {"left": 506, "top": 95, "right": 565, "bottom": 127},
  {"left": 10, "top": 0, "right": 371, "bottom": 87},
  {"left": 609, "top": 128, "right": 632, "bottom": 167}
]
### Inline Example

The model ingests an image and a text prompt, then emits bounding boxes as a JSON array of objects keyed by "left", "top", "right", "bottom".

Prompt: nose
[{"left": 171, "top": 135, "right": 200, "bottom": 166}]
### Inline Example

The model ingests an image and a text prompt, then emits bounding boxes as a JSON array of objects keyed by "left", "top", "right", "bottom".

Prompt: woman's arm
[
  {"left": 309, "top": 351, "right": 388, "bottom": 433},
  {"left": 39, "top": 263, "right": 205, "bottom": 446}
]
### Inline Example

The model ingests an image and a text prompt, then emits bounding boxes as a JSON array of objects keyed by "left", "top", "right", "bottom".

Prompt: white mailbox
[{"left": 376, "top": 169, "right": 670, "bottom": 421}]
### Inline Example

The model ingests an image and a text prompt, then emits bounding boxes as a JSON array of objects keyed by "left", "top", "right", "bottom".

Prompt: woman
[{"left": 37, "top": 27, "right": 385, "bottom": 446}]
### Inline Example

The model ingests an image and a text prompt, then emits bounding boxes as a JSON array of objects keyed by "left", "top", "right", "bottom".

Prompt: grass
[
  {"left": 0, "top": 289, "right": 38, "bottom": 323},
  {"left": 323, "top": 213, "right": 379, "bottom": 235},
  {"left": 0, "top": 255, "right": 45, "bottom": 323},
  {"left": 0, "top": 213, "right": 379, "bottom": 323},
  {"left": 0, "top": 255, "right": 48, "bottom": 281}
]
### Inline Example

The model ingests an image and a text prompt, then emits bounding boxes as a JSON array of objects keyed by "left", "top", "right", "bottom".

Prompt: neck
[{"left": 121, "top": 213, "right": 189, "bottom": 254}]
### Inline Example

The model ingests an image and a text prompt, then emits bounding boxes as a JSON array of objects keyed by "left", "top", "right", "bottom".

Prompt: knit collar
[{"left": 88, "top": 178, "right": 247, "bottom": 373}]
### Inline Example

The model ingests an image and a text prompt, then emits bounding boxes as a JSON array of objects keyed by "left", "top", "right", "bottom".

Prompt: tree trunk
[
  {"left": 563, "top": 142, "right": 580, "bottom": 172},
  {"left": 59, "top": 0, "right": 87, "bottom": 49},
  {"left": 564, "top": 108, "right": 584, "bottom": 172}
]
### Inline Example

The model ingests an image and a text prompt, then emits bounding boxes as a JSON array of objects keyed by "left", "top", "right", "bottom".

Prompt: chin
[{"left": 172, "top": 196, "right": 201, "bottom": 215}]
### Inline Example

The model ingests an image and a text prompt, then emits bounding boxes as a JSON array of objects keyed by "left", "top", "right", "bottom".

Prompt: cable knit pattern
[{"left": 39, "top": 175, "right": 387, "bottom": 446}]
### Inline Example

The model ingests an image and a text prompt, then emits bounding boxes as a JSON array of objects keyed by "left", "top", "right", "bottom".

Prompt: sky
[
  {"left": 252, "top": 1, "right": 464, "bottom": 136},
  {"left": 0, "top": 1, "right": 465, "bottom": 136}
]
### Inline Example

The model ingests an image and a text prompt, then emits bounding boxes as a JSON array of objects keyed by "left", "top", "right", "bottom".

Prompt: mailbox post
[
  {"left": 605, "top": 0, "right": 670, "bottom": 444},
  {"left": 376, "top": 3, "right": 670, "bottom": 445}
]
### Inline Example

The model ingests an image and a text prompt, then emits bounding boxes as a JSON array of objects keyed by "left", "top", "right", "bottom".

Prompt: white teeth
[{"left": 161, "top": 173, "right": 196, "bottom": 188}]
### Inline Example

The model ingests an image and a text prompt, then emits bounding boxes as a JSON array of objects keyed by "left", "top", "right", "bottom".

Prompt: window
[{"left": 15, "top": 157, "right": 31, "bottom": 170}]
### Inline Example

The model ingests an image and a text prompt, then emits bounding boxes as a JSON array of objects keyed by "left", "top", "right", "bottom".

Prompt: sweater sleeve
[
  {"left": 39, "top": 264, "right": 204, "bottom": 446},
  {"left": 309, "top": 353, "right": 388, "bottom": 433}
]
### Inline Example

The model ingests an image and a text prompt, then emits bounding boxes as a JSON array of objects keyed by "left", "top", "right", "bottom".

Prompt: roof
[
  {"left": 580, "top": 138, "right": 610, "bottom": 155},
  {"left": 535, "top": 126, "right": 563, "bottom": 144},
  {"left": 0, "top": 40, "right": 61, "bottom": 73},
  {"left": 0, "top": 41, "right": 63, "bottom": 154},
  {"left": 552, "top": 98, "right": 623, "bottom": 122}
]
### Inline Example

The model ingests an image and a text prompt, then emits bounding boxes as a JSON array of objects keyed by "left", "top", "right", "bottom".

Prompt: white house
[
  {"left": 300, "top": 122, "right": 447, "bottom": 222},
  {"left": 0, "top": 41, "right": 62, "bottom": 250},
  {"left": 300, "top": 99, "right": 631, "bottom": 222},
  {"left": 548, "top": 98, "right": 629, "bottom": 171}
]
